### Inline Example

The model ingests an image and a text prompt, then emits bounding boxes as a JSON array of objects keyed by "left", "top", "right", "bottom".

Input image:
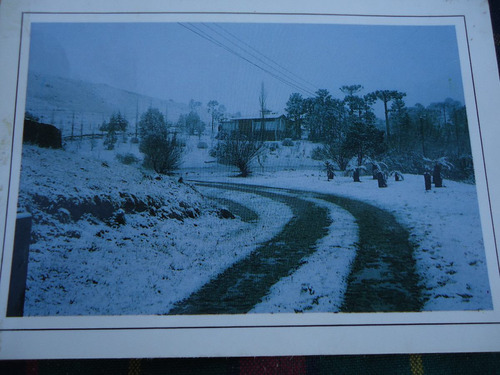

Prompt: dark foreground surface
[{"left": 2, "top": 353, "right": 500, "bottom": 375}]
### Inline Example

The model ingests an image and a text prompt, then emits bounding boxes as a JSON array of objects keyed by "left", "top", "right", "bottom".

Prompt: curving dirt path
[{"left": 169, "top": 182, "right": 422, "bottom": 314}]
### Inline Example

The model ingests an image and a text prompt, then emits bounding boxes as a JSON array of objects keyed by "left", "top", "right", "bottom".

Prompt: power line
[
  {"left": 202, "top": 23, "right": 319, "bottom": 94},
  {"left": 211, "top": 23, "right": 320, "bottom": 93},
  {"left": 179, "top": 22, "right": 314, "bottom": 96},
  {"left": 178, "top": 22, "right": 316, "bottom": 97}
]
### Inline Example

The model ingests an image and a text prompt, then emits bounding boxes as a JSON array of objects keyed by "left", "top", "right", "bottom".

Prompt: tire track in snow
[
  {"left": 316, "top": 194, "right": 423, "bottom": 312},
  {"left": 168, "top": 182, "right": 331, "bottom": 315},
  {"left": 170, "top": 182, "right": 422, "bottom": 314}
]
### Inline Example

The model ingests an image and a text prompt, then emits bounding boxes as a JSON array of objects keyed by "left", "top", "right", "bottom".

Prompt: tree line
[
  {"left": 284, "top": 85, "right": 473, "bottom": 181},
  {"left": 26, "top": 85, "right": 472, "bottom": 181}
]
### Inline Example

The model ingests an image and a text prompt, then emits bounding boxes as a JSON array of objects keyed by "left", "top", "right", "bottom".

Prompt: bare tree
[{"left": 259, "top": 82, "right": 268, "bottom": 138}]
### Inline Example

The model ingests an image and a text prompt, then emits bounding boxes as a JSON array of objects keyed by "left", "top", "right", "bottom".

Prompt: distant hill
[{"left": 25, "top": 72, "right": 205, "bottom": 137}]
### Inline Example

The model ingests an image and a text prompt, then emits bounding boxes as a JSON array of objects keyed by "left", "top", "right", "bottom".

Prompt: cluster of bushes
[{"left": 379, "top": 151, "right": 475, "bottom": 183}]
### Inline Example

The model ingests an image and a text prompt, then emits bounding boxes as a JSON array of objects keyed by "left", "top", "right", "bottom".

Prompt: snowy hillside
[
  {"left": 19, "top": 144, "right": 293, "bottom": 315},
  {"left": 25, "top": 72, "right": 197, "bottom": 136}
]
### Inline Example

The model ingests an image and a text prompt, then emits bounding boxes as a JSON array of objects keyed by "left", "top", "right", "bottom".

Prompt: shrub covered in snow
[
  {"left": 448, "top": 154, "right": 475, "bottom": 183},
  {"left": 139, "top": 108, "right": 183, "bottom": 174},
  {"left": 214, "top": 133, "right": 264, "bottom": 177}
]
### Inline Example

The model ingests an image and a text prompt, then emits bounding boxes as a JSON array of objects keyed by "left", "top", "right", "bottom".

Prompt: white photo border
[{"left": 0, "top": 0, "right": 499, "bottom": 359}]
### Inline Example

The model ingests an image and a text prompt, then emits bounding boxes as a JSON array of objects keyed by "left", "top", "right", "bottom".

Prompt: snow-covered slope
[
  {"left": 18, "top": 145, "right": 293, "bottom": 315},
  {"left": 25, "top": 72, "right": 194, "bottom": 136}
]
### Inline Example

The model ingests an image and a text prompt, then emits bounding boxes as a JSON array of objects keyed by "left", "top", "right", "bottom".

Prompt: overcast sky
[{"left": 28, "top": 22, "right": 465, "bottom": 116}]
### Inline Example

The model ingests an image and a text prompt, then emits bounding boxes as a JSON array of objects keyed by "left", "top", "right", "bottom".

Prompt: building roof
[{"left": 222, "top": 113, "right": 286, "bottom": 122}]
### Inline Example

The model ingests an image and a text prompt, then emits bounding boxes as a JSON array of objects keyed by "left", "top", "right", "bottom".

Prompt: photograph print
[{"left": 8, "top": 19, "right": 493, "bottom": 317}]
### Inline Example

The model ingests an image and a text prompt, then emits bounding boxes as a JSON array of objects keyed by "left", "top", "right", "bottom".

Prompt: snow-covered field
[
  {"left": 180, "top": 134, "right": 492, "bottom": 311},
  {"left": 190, "top": 170, "right": 492, "bottom": 311},
  {"left": 16, "top": 134, "right": 493, "bottom": 315}
]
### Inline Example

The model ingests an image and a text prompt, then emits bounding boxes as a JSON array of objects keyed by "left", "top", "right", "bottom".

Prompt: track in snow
[{"left": 170, "top": 182, "right": 422, "bottom": 314}]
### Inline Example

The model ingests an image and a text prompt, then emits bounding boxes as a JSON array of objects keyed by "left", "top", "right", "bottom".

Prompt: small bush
[
  {"left": 268, "top": 142, "right": 280, "bottom": 152},
  {"left": 197, "top": 141, "right": 208, "bottom": 149},
  {"left": 215, "top": 133, "right": 264, "bottom": 177},
  {"left": 215, "top": 131, "right": 229, "bottom": 140},
  {"left": 209, "top": 147, "right": 218, "bottom": 158},
  {"left": 141, "top": 134, "right": 183, "bottom": 174},
  {"left": 130, "top": 137, "right": 139, "bottom": 144},
  {"left": 116, "top": 153, "right": 140, "bottom": 165},
  {"left": 447, "top": 155, "right": 475, "bottom": 182},
  {"left": 139, "top": 108, "right": 183, "bottom": 174},
  {"left": 381, "top": 150, "right": 427, "bottom": 175},
  {"left": 282, "top": 138, "right": 294, "bottom": 147},
  {"left": 103, "top": 132, "right": 117, "bottom": 150},
  {"left": 311, "top": 146, "right": 326, "bottom": 161}
]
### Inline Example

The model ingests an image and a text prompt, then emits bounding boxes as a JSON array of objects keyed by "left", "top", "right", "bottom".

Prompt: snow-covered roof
[{"left": 222, "top": 113, "right": 286, "bottom": 122}]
